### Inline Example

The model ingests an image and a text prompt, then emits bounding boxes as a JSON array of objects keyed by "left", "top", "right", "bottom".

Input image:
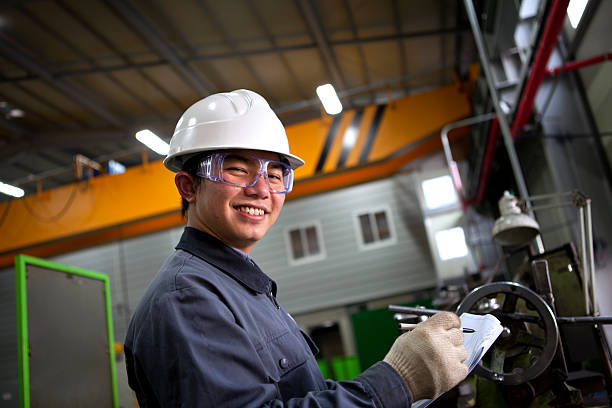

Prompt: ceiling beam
[
  {"left": 11, "top": 80, "right": 85, "bottom": 128},
  {"left": 148, "top": 0, "right": 230, "bottom": 91},
  {"left": 245, "top": 0, "right": 309, "bottom": 100},
  {"left": 104, "top": 0, "right": 216, "bottom": 97},
  {"left": 0, "top": 64, "right": 453, "bottom": 172},
  {"left": 440, "top": 0, "right": 448, "bottom": 86},
  {"left": 194, "top": 0, "right": 277, "bottom": 105},
  {"left": 0, "top": 28, "right": 469, "bottom": 84},
  {"left": 0, "top": 114, "right": 29, "bottom": 136},
  {"left": 16, "top": 4, "right": 163, "bottom": 118},
  {"left": 57, "top": 0, "right": 183, "bottom": 111},
  {"left": 342, "top": 0, "right": 372, "bottom": 102},
  {"left": 0, "top": 119, "right": 175, "bottom": 163},
  {"left": 0, "top": 128, "right": 142, "bottom": 165},
  {"left": 391, "top": 0, "right": 409, "bottom": 91},
  {"left": 0, "top": 35, "right": 128, "bottom": 128},
  {"left": 295, "top": 0, "right": 348, "bottom": 94}
]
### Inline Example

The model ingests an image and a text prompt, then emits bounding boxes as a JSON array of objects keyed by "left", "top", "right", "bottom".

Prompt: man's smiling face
[{"left": 188, "top": 149, "right": 286, "bottom": 253}]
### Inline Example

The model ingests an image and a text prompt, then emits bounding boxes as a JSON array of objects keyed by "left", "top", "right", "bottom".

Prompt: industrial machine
[{"left": 390, "top": 252, "right": 612, "bottom": 407}]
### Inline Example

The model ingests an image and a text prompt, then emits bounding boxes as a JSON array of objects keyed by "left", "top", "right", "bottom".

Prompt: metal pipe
[
  {"left": 544, "top": 52, "right": 612, "bottom": 76},
  {"left": 466, "top": 0, "right": 545, "bottom": 208},
  {"left": 518, "top": 190, "right": 593, "bottom": 316},
  {"left": 585, "top": 199, "right": 598, "bottom": 315},
  {"left": 472, "top": 117, "right": 499, "bottom": 205},
  {"left": 388, "top": 305, "right": 443, "bottom": 316},
  {"left": 389, "top": 305, "right": 612, "bottom": 325},
  {"left": 463, "top": 0, "right": 531, "bottom": 202},
  {"left": 440, "top": 112, "right": 497, "bottom": 202},
  {"left": 528, "top": 202, "right": 575, "bottom": 212},
  {"left": 511, "top": 0, "right": 571, "bottom": 135},
  {"left": 523, "top": 191, "right": 576, "bottom": 202},
  {"left": 557, "top": 316, "right": 612, "bottom": 325},
  {"left": 579, "top": 205, "right": 590, "bottom": 315},
  {"left": 464, "top": 0, "right": 544, "bottom": 253}
]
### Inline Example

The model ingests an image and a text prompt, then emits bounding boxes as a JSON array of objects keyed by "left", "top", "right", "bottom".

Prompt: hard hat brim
[{"left": 164, "top": 146, "right": 304, "bottom": 173}]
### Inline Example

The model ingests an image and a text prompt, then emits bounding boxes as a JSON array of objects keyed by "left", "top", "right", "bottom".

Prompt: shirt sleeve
[{"left": 129, "top": 284, "right": 412, "bottom": 408}]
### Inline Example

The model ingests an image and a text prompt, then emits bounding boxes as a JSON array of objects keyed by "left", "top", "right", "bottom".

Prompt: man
[{"left": 124, "top": 89, "right": 468, "bottom": 407}]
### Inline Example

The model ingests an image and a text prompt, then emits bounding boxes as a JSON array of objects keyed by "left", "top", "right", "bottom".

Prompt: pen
[{"left": 398, "top": 323, "right": 476, "bottom": 333}]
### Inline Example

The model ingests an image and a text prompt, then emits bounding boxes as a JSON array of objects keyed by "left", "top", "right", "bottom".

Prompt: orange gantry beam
[{"left": 0, "top": 82, "right": 473, "bottom": 268}]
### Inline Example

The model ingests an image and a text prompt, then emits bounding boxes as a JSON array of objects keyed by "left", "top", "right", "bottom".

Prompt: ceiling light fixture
[
  {"left": 135, "top": 129, "right": 169, "bottom": 156},
  {"left": 316, "top": 84, "right": 342, "bottom": 115},
  {"left": 0, "top": 181, "right": 25, "bottom": 198},
  {"left": 567, "top": 0, "right": 588, "bottom": 29}
]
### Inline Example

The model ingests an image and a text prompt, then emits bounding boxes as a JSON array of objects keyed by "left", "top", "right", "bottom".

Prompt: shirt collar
[{"left": 176, "top": 227, "right": 276, "bottom": 295}]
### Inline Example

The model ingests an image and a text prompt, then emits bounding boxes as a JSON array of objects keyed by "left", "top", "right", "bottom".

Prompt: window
[
  {"left": 286, "top": 223, "right": 325, "bottom": 265},
  {"left": 434, "top": 227, "right": 468, "bottom": 261},
  {"left": 416, "top": 170, "right": 471, "bottom": 281},
  {"left": 354, "top": 208, "right": 396, "bottom": 250},
  {"left": 421, "top": 175, "right": 457, "bottom": 211}
]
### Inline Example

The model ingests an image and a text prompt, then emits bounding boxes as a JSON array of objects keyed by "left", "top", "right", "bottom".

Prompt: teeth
[{"left": 239, "top": 206, "right": 264, "bottom": 216}]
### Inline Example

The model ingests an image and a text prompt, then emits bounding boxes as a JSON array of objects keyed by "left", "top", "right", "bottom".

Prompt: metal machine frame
[{"left": 15, "top": 254, "right": 118, "bottom": 408}]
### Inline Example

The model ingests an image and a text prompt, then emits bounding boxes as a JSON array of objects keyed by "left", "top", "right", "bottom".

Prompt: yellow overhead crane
[{"left": 0, "top": 78, "right": 475, "bottom": 268}]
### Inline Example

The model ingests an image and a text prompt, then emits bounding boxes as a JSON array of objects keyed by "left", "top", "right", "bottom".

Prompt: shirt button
[{"left": 279, "top": 358, "right": 289, "bottom": 369}]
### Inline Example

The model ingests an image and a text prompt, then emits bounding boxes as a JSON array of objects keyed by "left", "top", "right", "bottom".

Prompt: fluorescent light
[
  {"left": 0, "top": 181, "right": 25, "bottom": 198},
  {"left": 435, "top": 227, "right": 468, "bottom": 261},
  {"left": 422, "top": 175, "right": 457, "bottom": 210},
  {"left": 567, "top": 0, "right": 588, "bottom": 29},
  {"left": 135, "top": 129, "right": 169, "bottom": 155},
  {"left": 316, "top": 84, "right": 342, "bottom": 115}
]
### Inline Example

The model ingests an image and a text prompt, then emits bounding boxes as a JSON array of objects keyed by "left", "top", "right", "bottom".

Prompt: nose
[{"left": 244, "top": 172, "right": 270, "bottom": 197}]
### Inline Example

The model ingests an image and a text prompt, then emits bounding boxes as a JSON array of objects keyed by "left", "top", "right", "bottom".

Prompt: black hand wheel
[{"left": 456, "top": 282, "right": 559, "bottom": 385}]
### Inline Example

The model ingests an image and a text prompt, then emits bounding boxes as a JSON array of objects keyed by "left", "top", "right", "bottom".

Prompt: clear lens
[{"left": 198, "top": 153, "right": 293, "bottom": 193}]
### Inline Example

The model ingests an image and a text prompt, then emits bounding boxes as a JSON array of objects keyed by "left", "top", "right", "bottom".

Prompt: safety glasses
[{"left": 197, "top": 152, "right": 294, "bottom": 193}]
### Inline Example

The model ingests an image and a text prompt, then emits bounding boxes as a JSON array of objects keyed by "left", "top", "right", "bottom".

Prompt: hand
[{"left": 383, "top": 312, "right": 468, "bottom": 401}]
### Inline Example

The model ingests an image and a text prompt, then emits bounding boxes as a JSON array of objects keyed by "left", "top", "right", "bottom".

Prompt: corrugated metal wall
[
  {"left": 0, "top": 171, "right": 436, "bottom": 405},
  {"left": 253, "top": 171, "right": 437, "bottom": 314}
]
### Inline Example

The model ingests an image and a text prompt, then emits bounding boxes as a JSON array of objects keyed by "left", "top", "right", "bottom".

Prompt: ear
[{"left": 175, "top": 171, "right": 198, "bottom": 203}]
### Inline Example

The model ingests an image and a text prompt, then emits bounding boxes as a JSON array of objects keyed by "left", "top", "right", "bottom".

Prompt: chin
[{"left": 234, "top": 230, "right": 265, "bottom": 245}]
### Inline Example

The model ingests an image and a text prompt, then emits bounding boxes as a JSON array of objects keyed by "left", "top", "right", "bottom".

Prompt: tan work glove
[{"left": 384, "top": 312, "right": 468, "bottom": 401}]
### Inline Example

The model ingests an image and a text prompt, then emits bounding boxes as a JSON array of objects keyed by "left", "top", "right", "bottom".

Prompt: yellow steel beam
[{"left": 0, "top": 82, "right": 473, "bottom": 268}]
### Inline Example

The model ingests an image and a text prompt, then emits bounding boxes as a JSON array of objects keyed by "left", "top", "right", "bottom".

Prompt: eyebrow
[
  {"left": 224, "top": 154, "right": 250, "bottom": 163},
  {"left": 268, "top": 162, "right": 284, "bottom": 169}
]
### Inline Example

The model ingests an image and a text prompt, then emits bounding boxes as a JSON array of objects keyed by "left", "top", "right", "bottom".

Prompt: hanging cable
[
  {"left": 0, "top": 200, "right": 12, "bottom": 229},
  {"left": 21, "top": 184, "right": 79, "bottom": 223}
]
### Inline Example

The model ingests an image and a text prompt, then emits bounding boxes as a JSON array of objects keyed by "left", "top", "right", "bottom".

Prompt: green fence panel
[{"left": 351, "top": 299, "right": 433, "bottom": 372}]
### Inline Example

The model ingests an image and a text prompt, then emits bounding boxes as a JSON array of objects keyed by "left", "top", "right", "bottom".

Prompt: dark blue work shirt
[{"left": 124, "top": 227, "right": 411, "bottom": 407}]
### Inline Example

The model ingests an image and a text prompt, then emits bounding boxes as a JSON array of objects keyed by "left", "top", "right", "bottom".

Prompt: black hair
[{"left": 179, "top": 153, "right": 208, "bottom": 218}]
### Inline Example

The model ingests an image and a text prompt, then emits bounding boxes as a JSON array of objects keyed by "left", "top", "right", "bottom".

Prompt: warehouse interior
[{"left": 1, "top": 0, "right": 612, "bottom": 406}]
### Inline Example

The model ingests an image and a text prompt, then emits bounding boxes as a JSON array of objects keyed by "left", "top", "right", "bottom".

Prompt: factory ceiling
[{"left": 0, "top": 0, "right": 477, "bottom": 201}]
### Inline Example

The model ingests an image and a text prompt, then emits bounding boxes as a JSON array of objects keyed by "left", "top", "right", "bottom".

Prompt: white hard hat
[{"left": 164, "top": 89, "right": 305, "bottom": 172}]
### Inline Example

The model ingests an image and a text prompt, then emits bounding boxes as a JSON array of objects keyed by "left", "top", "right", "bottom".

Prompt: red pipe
[
  {"left": 468, "top": 118, "right": 499, "bottom": 205},
  {"left": 468, "top": 5, "right": 611, "bottom": 206},
  {"left": 544, "top": 53, "right": 612, "bottom": 76},
  {"left": 511, "top": 0, "right": 570, "bottom": 138},
  {"left": 469, "top": 0, "right": 569, "bottom": 205}
]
